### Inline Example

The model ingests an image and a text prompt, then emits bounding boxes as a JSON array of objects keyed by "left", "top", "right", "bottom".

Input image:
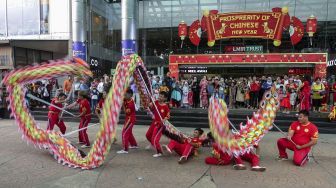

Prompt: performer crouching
[
  {"left": 165, "top": 128, "right": 204, "bottom": 164},
  {"left": 117, "top": 89, "right": 138, "bottom": 154},
  {"left": 277, "top": 110, "right": 318, "bottom": 166},
  {"left": 47, "top": 92, "right": 67, "bottom": 134},
  {"left": 205, "top": 144, "right": 266, "bottom": 172}
]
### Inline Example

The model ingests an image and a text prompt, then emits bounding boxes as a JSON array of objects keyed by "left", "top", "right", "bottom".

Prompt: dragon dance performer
[
  {"left": 165, "top": 128, "right": 204, "bottom": 164},
  {"left": 205, "top": 143, "right": 266, "bottom": 172},
  {"left": 67, "top": 91, "right": 91, "bottom": 148},
  {"left": 277, "top": 110, "right": 318, "bottom": 166},
  {"left": 117, "top": 88, "right": 138, "bottom": 154},
  {"left": 47, "top": 92, "right": 67, "bottom": 134},
  {"left": 146, "top": 91, "right": 170, "bottom": 157}
]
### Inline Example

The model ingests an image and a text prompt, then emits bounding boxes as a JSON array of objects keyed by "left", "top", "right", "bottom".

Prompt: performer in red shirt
[
  {"left": 47, "top": 93, "right": 67, "bottom": 134},
  {"left": 298, "top": 75, "right": 311, "bottom": 111},
  {"left": 146, "top": 91, "right": 170, "bottom": 157},
  {"left": 249, "top": 77, "right": 260, "bottom": 109},
  {"left": 67, "top": 91, "right": 91, "bottom": 148},
  {"left": 277, "top": 110, "right": 319, "bottom": 166},
  {"left": 205, "top": 143, "right": 266, "bottom": 171},
  {"left": 117, "top": 89, "right": 138, "bottom": 154},
  {"left": 165, "top": 128, "right": 204, "bottom": 164}
]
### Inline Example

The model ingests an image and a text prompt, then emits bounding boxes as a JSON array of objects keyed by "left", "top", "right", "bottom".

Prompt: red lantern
[
  {"left": 306, "top": 15, "right": 317, "bottom": 37},
  {"left": 178, "top": 21, "right": 188, "bottom": 40}
]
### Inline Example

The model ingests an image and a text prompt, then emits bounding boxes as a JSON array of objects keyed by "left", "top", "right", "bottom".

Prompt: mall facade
[{"left": 0, "top": 0, "right": 335, "bottom": 81}]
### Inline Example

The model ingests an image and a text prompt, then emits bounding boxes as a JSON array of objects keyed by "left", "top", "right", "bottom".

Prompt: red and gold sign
[{"left": 203, "top": 7, "right": 288, "bottom": 47}]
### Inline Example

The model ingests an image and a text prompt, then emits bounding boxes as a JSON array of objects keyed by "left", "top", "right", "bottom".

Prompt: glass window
[
  {"left": 40, "top": 0, "right": 50, "bottom": 34},
  {"left": 7, "top": 0, "right": 24, "bottom": 35},
  {"left": 22, "top": 0, "right": 40, "bottom": 35},
  {"left": 7, "top": 0, "right": 39, "bottom": 36},
  {"left": 0, "top": 0, "right": 6, "bottom": 36}
]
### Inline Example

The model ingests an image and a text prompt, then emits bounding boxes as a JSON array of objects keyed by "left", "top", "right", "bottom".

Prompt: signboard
[
  {"left": 72, "top": 41, "right": 86, "bottom": 61},
  {"left": 327, "top": 59, "right": 336, "bottom": 67},
  {"left": 288, "top": 68, "right": 312, "bottom": 75},
  {"left": 203, "top": 7, "right": 288, "bottom": 46},
  {"left": 90, "top": 57, "right": 100, "bottom": 67},
  {"left": 180, "top": 67, "right": 207, "bottom": 74},
  {"left": 122, "top": 39, "right": 137, "bottom": 56},
  {"left": 224, "top": 45, "right": 263, "bottom": 53},
  {"left": 111, "top": 69, "right": 116, "bottom": 75}
]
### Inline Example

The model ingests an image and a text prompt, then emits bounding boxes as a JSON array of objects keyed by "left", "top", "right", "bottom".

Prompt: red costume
[
  {"left": 188, "top": 91, "right": 193, "bottom": 106},
  {"left": 300, "top": 81, "right": 311, "bottom": 111},
  {"left": 122, "top": 98, "right": 137, "bottom": 151},
  {"left": 78, "top": 98, "right": 91, "bottom": 146},
  {"left": 167, "top": 137, "right": 202, "bottom": 159},
  {"left": 146, "top": 100, "right": 170, "bottom": 154},
  {"left": 277, "top": 121, "right": 318, "bottom": 166},
  {"left": 47, "top": 98, "right": 66, "bottom": 134},
  {"left": 280, "top": 92, "right": 291, "bottom": 109},
  {"left": 333, "top": 83, "right": 336, "bottom": 102},
  {"left": 205, "top": 144, "right": 261, "bottom": 167},
  {"left": 205, "top": 143, "right": 232, "bottom": 165}
]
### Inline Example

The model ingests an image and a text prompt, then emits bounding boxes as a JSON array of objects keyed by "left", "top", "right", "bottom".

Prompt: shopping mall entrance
[{"left": 169, "top": 53, "right": 327, "bottom": 80}]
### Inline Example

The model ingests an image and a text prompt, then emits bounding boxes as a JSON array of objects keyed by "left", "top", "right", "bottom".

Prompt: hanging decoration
[
  {"left": 306, "top": 15, "right": 317, "bottom": 46},
  {"left": 289, "top": 16, "right": 304, "bottom": 45},
  {"left": 189, "top": 20, "right": 202, "bottom": 46},
  {"left": 178, "top": 21, "right": 188, "bottom": 48}
]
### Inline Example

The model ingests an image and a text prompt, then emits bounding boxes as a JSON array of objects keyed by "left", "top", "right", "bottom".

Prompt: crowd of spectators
[
  {"left": 4, "top": 71, "right": 335, "bottom": 114},
  {"left": 150, "top": 72, "right": 336, "bottom": 113}
]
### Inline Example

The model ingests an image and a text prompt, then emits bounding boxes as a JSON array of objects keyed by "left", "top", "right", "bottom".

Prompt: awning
[{"left": 179, "top": 63, "right": 315, "bottom": 68}]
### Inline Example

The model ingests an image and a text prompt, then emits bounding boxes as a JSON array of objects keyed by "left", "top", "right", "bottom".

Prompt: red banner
[{"left": 203, "top": 7, "right": 288, "bottom": 47}]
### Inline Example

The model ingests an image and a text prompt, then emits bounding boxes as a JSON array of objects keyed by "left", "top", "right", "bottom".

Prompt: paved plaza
[{"left": 0, "top": 119, "right": 335, "bottom": 188}]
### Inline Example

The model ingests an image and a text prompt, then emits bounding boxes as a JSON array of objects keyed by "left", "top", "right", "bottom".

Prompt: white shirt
[{"left": 97, "top": 82, "right": 104, "bottom": 93}]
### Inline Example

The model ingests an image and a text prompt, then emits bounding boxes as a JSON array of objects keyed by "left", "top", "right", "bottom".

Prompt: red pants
[
  {"left": 146, "top": 122, "right": 156, "bottom": 143},
  {"left": 277, "top": 138, "right": 311, "bottom": 166},
  {"left": 122, "top": 120, "right": 137, "bottom": 151},
  {"left": 205, "top": 152, "right": 259, "bottom": 167},
  {"left": 167, "top": 140, "right": 194, "bottom": 158},
  {"left": 205, "top": 152, "right": 232, "bottom": 165},
  {"left": 151, "top": 124, "right": 164, "bottom": 154},
  {"left": 235, "top": 152, "right": 260, "bottom": 167},
  {"left": 79, "top": 116, "right": 91, "bottom": 146},
  {"left": 300, "top": 94, "right": 310, "bottom": 111},
  {"left": 47, "top": 113, "right": 66, "bottom": 134}
]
